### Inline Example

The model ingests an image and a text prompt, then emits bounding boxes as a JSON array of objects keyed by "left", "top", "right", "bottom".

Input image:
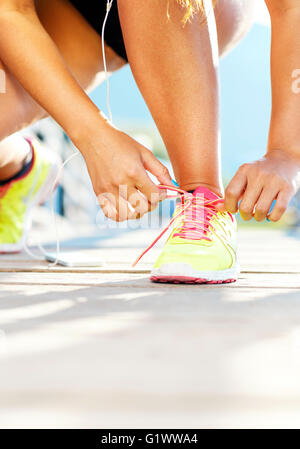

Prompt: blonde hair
[{"left": 174, "top": 0, "right": 216, "bottom": 23}]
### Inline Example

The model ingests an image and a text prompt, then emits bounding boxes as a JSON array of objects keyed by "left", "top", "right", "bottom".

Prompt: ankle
[{"left": 180, "top": 182, "right": 224, "bottom": 197}]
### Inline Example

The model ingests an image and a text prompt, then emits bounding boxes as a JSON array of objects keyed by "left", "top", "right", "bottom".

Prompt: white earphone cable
[
  {"left": 24, "top": 0, "right": 113, "bottom": 266},
  {"left": 101, "top": 0, "right": 114, "bottom": 123},
  {"left": 23, "top": 151, "right": 79, "bottom": 265}
]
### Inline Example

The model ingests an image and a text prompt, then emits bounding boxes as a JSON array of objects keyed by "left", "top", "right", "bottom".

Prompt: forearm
[
  {"left": 0, "top": 8, "right": 106, "bottom": 148},
  {"left": 267, "top": 3, "right": 300, "bottom": 157}
]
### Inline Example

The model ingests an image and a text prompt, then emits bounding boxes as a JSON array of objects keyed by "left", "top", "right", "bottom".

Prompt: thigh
[
  {"left": 0, "top": 0, "right": 125, "bottom": 140},
  {"left": 215, "top": 0, "right": 258, "bottom": 57}
]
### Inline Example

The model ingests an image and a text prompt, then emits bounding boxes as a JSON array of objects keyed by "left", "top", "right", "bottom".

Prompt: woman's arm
[
  {"left": 0, "top": 0, "right": 172, "bottom": 221},
  {"left": 266, "top": 0, "right": 300, "bottom": 154},
  {"left": 220, "top": 0, "right": 300, "bottom": 222},
  {"left": 0, "top": 0, "right": 103, "bottom": 143}
]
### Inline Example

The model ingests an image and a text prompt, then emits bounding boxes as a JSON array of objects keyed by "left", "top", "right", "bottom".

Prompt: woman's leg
[
  {"left": 0, "top": 0, "right": 126, "bottom": 179},
  {"left": 118, "top": 0, "right": 257, "bottom": 195}
]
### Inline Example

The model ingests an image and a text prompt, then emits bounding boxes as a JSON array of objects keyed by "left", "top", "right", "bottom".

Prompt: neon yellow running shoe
[
  {"left": 134, "top": 186, "right": 239, "bottom": 284},
  {"left": 0, "top": 137, "right": 62, "bottom": 253}
]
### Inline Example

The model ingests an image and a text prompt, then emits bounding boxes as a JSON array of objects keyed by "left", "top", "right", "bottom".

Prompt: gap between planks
[
  {"left": 0, "top": 272, "right": 299, "bottom": 289},
  {"left": 0, "top": 266, "right": 299, "bottom": 275}
]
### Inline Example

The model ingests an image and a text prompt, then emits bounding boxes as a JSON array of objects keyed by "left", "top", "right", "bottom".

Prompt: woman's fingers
[
  {"left": 125, "top": 186, "right": 149, "bottom": 217},
  {"left": 85, "top": 128, "right": 174, "bottom": 223},
  {"left": 268, "top": 190, "right": 292, "bottom": 222},
  {"left": 135, "top": 170, "right": 163, "bottom": 210},
  {"left": 239, "top": 183, "right": 263, "bottom": 221},
  {"left": 99, "top": 180, "right": 158, "bottom": 221},
  {"left": 115, "top": 193, "right": 139, "bottom": 221},
  {"left": 254, "top": 187, "right": 279, "bottom": 222},
  {"left": 98, "top": 191, "right": 136, "bottom": 222},
  {"left": 94, "top": 140, "right": 173, "bottom": 222},
  {"left": 222, "top": 170, "right": 247, "bottom": 213},
  {"left": 98, "top": 193, "right": 118, "bottom": 220},
  {"left": 220, "top": 154, "right": 300, "bottom": 222},
  {"left": 141, "top": 148, "right": 173, "bottom": 187}
]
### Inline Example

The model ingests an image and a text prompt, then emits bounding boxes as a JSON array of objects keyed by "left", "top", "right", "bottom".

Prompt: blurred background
[{"left": 29, "top": 2, "right": 300, "bottom": 234}]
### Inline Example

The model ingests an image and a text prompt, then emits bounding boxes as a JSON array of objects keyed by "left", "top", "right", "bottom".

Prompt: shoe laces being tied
[{"left": 133, "top": 185, "right": 226, "bottom": 266}]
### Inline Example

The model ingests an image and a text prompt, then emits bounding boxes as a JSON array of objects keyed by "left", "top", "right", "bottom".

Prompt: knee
[
  {"left": 0, "top": 119, "right": 17, "bottom": 142},
  {"left": 0, "top": 52, "right": 49, "bottom": 141},
  {"left": 215, "top": 0, "right": 258, "bottom": 57},
  {"left": 0, "top": 101, "right": 44, "bottom": 142},
  {"left": 0, "top": 85, "right": 46, "bottom": 142}
]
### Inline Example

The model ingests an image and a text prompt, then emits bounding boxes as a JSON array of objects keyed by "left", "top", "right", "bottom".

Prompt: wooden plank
[
  {"left": 0, "top": 262, "right": 150, "bottom": 274},
  {"left": 0, "top": 271, "right": 299, "bottom": 288},
  {"left": 0, "top": 262, "right": 298, "bottom": 274},
  {"left": 0, "top": 281, "right": 300, "bottom": 428},
  {"left": 0, "top": 229, "right": 299, "bottom": 274}
]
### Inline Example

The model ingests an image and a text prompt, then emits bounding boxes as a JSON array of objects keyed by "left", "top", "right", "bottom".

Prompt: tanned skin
[{"left": 0, "top": 0, "right": 299, "bottom": 223}]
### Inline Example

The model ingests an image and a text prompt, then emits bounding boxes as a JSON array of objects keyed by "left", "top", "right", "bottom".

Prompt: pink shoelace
[{"left": 132, "top": 185, "right": 225, "bottom": 267}]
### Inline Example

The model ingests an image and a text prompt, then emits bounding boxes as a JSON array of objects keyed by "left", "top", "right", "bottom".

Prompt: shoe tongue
[
  {"left": 193, "top": 186, "right": 219, "bottom": 201},
  {"left": 174, "top": 186, "right": 218, "bottom": 242}
]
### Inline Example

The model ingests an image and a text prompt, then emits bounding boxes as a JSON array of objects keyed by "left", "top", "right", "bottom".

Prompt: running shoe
[
  {"left": 0, "top": 137, "right": 62, "bottom": 253},
  {"left": 134, "top": 186, "right": 239, "bottom": 284}
]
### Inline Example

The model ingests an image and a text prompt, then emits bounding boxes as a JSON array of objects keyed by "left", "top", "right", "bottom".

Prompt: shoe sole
[
  {"left": 150, "top": 264, "right": 239, "bottom": 284},
  {"left": 0, "top": 151, "right": 62, "bottom": 254}
]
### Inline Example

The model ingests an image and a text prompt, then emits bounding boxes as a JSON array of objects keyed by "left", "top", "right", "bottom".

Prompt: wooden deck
[{"left": 0, "top": 224, "right": 300, "bottom": 429}]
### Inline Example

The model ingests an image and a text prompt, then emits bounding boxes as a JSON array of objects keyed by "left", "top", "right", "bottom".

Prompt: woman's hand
[
  {"left": 81, "top": 123, "right": 173, "bottom": 222},
  {"left": 218, "top": 149, "right": 300, "bottom": 222}
]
